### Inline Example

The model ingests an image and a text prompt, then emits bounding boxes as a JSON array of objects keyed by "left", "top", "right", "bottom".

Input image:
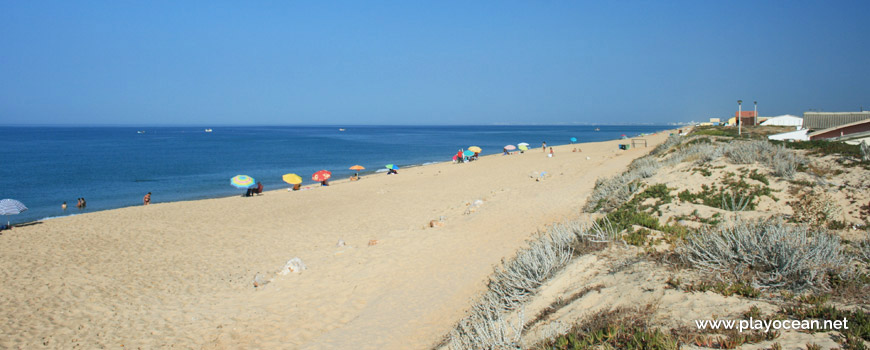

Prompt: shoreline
[
  {"left": 0, "top": 130, "right": 676, "bottom": 349},
  {"left": 20, "top": 130, "right": 668, "bottom": 225}
]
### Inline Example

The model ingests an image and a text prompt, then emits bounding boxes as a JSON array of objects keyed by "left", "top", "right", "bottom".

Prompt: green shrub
[{"left": 539, "top": 305, "right": 679, "bottom": 350}]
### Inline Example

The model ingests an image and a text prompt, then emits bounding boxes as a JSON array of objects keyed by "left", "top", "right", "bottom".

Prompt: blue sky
[{"left": 1, "top": 1, "right": 868, "bottom": 125}]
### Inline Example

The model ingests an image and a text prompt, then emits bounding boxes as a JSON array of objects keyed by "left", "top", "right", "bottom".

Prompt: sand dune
[{"left": 0, "top": 132, "right": 672, "bottom": 349}]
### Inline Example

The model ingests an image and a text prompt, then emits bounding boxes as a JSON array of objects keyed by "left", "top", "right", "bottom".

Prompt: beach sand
[{"left": 0, "top": 132, "right": 672, "bottom": 349}]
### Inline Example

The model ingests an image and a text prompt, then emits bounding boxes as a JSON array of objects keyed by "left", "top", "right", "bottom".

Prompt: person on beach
[
  {"left": 292, "top": 183, "right": 302, "bottom": 191},
  {"left": 456, "top": 149, "right": 464, "bottom": 163},
  {"left": 503, "top": 147, "right": 509, "bottom": 155},
  {"left": 143, "top": 192, "right": 151, "bottom": 205},
  {"left": 548, "top": 147, "right": 554, "bottom": 157},
  {"left": 321, "top": 180, "right": 329, "bottom": 186},
  {"left": 542, "top": 141, "right": 547, "bottom": 151},
  {"left": 350, "top": 173, "right": 360, "bottom": 181},
  {"left": 387, "top": 168, "right": 398, "bottom": 175},
  {"left": 246, "top": 182, "right": 264, "bottom": 196}
]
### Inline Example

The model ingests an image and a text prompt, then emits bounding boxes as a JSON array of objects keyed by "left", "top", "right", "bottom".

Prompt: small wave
[
  {"left": 40, "top": 213, "right": 78, "bottom": 221},
  {"left": 134, "top": 179, "right": 158, "bottom": 182},
  {"left": 375, "top": 169, "right": 388, "bottom": 173}
]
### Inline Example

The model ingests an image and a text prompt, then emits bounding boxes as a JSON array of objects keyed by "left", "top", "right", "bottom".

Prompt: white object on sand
[{"left": 280, "top": 257, "right": 307, "bottom": 275}]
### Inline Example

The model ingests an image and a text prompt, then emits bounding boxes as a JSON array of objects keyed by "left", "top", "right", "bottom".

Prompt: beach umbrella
[
  {"left": 0, "top": 199, "right": 27, "bottom": 227},
  {"left": 230, "top": 175, "right": 255, "bottom": 188},
  {"left": 570, "top": 137, "right": 577, "bottom": 143},
  {"left": 504, "top": 145, "right": 517, "bottom": 151},
  {"left": 462, "top": 150, "right": 475, "bottom": 157},
  {"left": 517, "top": 142, "right": 530, "bottom": 147},
  {"left": 385, "top": 164, "right": 399, "bottom": 170},
  {"left": 312, "top": 170, "right": 332, "bottom": 182},
  {"left": 468, "top": 146, "right": 482, "bottom": 153},
  {"left": 349, "top": 165, "right": 365, "bottom": 171},
  {"left": 282, "top": 173, "right": 303, "bottom": 185},
  {"left": 518, "top": 145, "right": 529, "bottom": 151}
]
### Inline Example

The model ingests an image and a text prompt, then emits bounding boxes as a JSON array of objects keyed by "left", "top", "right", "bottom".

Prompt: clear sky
[{"left": 1, "top": 1, "right": 868, "bottom": 126}]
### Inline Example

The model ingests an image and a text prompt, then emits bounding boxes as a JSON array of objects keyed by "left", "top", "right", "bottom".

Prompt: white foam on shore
[{"left": 39, "top": 213, "right": 79, "bottom": 221}]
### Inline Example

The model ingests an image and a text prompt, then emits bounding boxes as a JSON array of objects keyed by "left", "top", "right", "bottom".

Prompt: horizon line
[{"left": 0, "top": 122, "right": 682, "bottom": 128}]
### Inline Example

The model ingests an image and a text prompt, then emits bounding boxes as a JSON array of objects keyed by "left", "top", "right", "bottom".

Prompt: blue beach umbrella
[
  {"left": 0, "top": 199, "right": 28, "bottom": 227},
  {"left": 570, "top": 137, "right": 577, "bottom": 143},
  {"left": 230, "top": 175, "right": 256, "bottom": 188},
  {"left": 385, "top": 164, "right": 399, "bottom": 170},
  {"left": 462, "top": 150, "right": 475, "bottom": 157}
]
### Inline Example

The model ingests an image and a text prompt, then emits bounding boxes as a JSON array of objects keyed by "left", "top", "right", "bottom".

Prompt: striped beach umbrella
[
  {"left": 312, "top": 170, "right": 332, "bottom": 182},
  {"left": 0, "top": 199, "right": 27, "bottom": 227},
  {"left": 230, "top": 175, "right": 255, "bottom": 188}
]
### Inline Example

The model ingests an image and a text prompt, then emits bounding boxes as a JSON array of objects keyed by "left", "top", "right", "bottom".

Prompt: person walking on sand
[
  {"left": 542, "top": 141, "right": 547, "bottom": 152},
  {"left": 144, "top": 192, "right": 151, "bottom": 205}
]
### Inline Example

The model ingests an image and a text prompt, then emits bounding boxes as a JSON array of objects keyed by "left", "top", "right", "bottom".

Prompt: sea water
[{"left": 0, "top": 125, "right": 671, "bottom": 224}]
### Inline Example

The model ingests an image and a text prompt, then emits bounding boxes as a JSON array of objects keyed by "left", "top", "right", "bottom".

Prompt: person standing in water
[
  {"left": 144, "top": 192, "right": 151, "bottom": 205},
  {"left": 61, "top": 202, "right": 67, "bottom": 211}
]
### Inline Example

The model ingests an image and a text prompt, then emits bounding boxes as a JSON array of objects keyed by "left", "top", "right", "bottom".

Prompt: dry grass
[
  {"left": 445, "top": 221, "right": 601, "bottom": 350},
  {"left": 678, "top": 218, "right": 846, "bottom": 292}
]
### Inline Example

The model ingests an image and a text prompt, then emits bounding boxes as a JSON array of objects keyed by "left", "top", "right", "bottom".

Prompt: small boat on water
[
  {"left": 205, "top": 128, "right": 213, "bottom": 133},
  {"left": 339, "top": 128, "right": 346, "bottom": 131}
]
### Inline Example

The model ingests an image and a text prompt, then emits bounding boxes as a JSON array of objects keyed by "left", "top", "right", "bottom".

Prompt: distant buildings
[
  {"left": 803, "top": 111, "right": 870, "bottom": 129},
  {"left": 760, "top": 115, "right": 803, "bottom": 127},
  {"left": 734, "top": 111, "right": 757, "bottom": 126},
  {"left": 807, "top": 118, "right": 870, "bottom": 144},
  {"left": 767, "top": 111, "right": 870, "bottom": 144}
]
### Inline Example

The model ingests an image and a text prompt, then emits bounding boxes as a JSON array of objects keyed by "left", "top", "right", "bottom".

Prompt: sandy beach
[{"left": 0, "top": 133, "right": 673, "bottom": 349}]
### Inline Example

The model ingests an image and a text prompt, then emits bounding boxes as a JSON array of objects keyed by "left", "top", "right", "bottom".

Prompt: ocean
[{"left": 0, "top": 125, "right": 671, "bottom": 224}]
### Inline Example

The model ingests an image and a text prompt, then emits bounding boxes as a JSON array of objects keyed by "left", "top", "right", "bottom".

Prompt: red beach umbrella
[{"left": 312, "top": 170, "right": 332, "bottom": 182}]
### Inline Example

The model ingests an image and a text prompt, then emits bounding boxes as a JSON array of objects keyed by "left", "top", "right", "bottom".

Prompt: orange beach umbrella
[{"left": 349, "top": 165, "right": 365, "bottom": 171}]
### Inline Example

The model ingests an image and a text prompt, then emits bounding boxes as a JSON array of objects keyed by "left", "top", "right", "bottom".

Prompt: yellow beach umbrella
[
  {"left": 468, "top": 146, "right": 482, "bottom": 153},
  {"left": 518, "top": 145, "right": 529, "bottom": 151},
  {"left": 282, "top": 173, "right": 303, "bottom": 185}
]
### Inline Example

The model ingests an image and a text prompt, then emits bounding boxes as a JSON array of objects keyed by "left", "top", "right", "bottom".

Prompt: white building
[
  {"left": 768, "top": 129, "right": 809, "bottom": 141},
  {"left": 760, "top": 114, "right": 803, "bottom": 127}
]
